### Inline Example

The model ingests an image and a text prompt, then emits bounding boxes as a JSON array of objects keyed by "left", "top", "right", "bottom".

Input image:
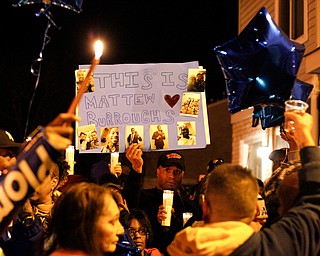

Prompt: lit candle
[{"left": 67, "top": 40, "right": 104, "bottom": 114}]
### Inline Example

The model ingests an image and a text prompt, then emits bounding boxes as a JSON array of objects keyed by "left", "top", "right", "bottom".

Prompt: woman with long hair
[{"left": 41, "top": 182, "right": 124, "bottom": 256}]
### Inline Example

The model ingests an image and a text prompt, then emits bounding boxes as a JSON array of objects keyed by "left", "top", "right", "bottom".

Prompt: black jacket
[{"left": 123, "top": 171, "right": 199, "bottom": 254}]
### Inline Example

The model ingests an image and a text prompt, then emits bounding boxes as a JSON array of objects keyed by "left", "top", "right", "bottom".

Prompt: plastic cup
[
  {"left": 284, "top": 100, "right": 308, "bottom": 131},
  {"left": 162, "top": 190, "right": 174, "bottom": 226}
]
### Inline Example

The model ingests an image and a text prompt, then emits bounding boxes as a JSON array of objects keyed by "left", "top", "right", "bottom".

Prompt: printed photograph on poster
[
  {"left": 180, "top": 92, "right": 201, "bottom": 117},
  {"left": 76, "top": 62, "right": 209, "bottom": 152},
  {"left": 100, "top": 127, "right": 120, "bottom": 153},
  {"left": 75, "top": 69, "right": 95, "bottom": 93},
  {"left": 187, "top": 68, "right": 206, "bottom": 92},
  {"left": 150, "top": 124, "right": 168, "bottom": 150},
  {"left": 126, "top": 125, "right": 144, "bottom": 149},
  {"left": 77, "top": 124, "right": 99, "bottom": 151},
  {"left": 177, "top": 121, "right": 196, "bottom": 146}
]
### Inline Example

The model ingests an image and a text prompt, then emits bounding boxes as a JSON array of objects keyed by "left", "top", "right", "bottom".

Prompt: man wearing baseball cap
[
  {"left": 124, "top": 145, "right": 199, "bottom": 254},
  {"left": 0, "top": 130, "right": 23, "bottom": 175}
]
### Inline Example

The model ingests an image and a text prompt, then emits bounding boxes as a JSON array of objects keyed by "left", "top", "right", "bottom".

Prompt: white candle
[
  {"left": 67, "top": 40, "right": 104, "bottom": 114},
  {"left": 162, "top": 190, "right": 174, "bottom": 226},
  {"left": 110, "top": 152, "right": 119, "bottom": 177},
  {"left": 65, "top": 145, "right": 75, "bottom": 175}
]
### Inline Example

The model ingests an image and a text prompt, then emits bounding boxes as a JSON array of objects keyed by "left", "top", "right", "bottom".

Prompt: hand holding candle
[
  {"left": 162, "top": 190, "right": 174, "bottom": 226},
  {"left": 67, "top": 40, "right": 103, "bottom": 114}
]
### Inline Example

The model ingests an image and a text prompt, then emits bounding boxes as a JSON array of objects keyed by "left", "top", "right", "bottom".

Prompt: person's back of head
[
  {"left": 269, "top": 148, "right": 288, "bottom": 172},
  {"left": 277, "top": 171, "right": 299, "bottom": 216},
  {"left": 205, "top": 163, "right": 258, "bottom": 224},
  {"left": 206, "top": 158, "right": 224, "bottom": 173},
  {"left": 58, "top": 174, "right": 90, "bottom": 193},
  {"left": 264, "top": 162, "right": 301, "bottom": 226}
]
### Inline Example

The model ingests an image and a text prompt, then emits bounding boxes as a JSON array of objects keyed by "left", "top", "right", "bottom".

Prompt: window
[
  {"left": 240, "top": 137, "right": 273, "bottom": 182},
  {"left": 277, "top": 0, "right": 308, "bottom": 42},
  {"left": 247, "top": 141, "right": 262, "bottom": 178}
]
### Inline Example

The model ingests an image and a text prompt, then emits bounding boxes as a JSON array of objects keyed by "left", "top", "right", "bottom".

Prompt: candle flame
[{"left": 94, "top": 40, "right": 103, "bottom": 60}]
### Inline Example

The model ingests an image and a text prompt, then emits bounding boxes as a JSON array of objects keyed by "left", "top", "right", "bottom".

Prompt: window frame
[{"left": 275, "top": 0, "right": 308, "bottom": 43}]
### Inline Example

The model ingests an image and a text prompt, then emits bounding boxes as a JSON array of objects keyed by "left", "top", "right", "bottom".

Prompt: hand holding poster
[
  {"left": 0, "top": 131, "right": 61, "bottom": 234},
  {"left": 76, "top": 61, "right": 210, "bottom": 153}
]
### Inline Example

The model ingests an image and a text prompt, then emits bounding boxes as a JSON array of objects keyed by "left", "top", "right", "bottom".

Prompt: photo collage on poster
[{"left": 76, "top": 65, "right": 207, "bottom": 153}]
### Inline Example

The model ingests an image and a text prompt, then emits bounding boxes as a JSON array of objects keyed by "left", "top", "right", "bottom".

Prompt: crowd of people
[{"left": 0, "top": 109, "right": 320, "bottom": 256}]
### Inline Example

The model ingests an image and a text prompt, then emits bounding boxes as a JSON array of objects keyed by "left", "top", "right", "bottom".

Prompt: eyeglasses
[
  {"left": 162, "top": 167, "right": 183, "bottom": 175},
  {"left": 127, "top": 228, "right": 147, "bottom": 237}
]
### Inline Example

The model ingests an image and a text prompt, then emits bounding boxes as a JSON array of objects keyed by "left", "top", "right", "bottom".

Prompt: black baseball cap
[
  {"left": 269, "top": 148, "right": 288, "bottom": 161},
  {"left": 0, "top": 129, "right": 22, "bottom": 153},
  {"left": 157, "top": 152, "right": 185, "bottom": 170}
]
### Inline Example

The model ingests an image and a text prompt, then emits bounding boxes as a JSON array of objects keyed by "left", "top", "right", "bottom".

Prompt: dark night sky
[{"left": 0, "top": 0, "right": 238, "bottom": 142}]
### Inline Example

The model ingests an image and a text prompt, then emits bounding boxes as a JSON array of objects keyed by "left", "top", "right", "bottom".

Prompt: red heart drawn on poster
[{"left": 164, "top": 94, "right": 180, "bottom": 108}]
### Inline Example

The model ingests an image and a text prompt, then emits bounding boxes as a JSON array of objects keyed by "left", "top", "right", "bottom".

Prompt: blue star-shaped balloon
[
  {"left": 12, "top": 0, "right": 82, "bottom": 13},
  {"left": 252, "top": 79, "right": 313, "bottom": 130},
  {"left": 214, "top": 7, "right": 305, "bottom": 114}
]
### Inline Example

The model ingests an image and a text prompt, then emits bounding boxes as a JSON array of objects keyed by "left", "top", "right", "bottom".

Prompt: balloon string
[{"left": 24, "top": 12, "right": 60, "bottom": 139}]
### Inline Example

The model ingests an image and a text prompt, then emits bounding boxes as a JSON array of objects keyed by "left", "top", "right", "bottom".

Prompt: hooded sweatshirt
[{"left": 167, "top": 222, "right": 254, "bottom": 256}]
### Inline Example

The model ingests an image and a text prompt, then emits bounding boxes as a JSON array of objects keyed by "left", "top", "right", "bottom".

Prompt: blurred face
[
  {"left": 91, "top": 132, "right": 98, "bottom": 141},
  {"left": 128, "top": 218, "right": 147, "bottom": 252},
  {"left": 157, "top": 165, "right": 184, "bottom": 191},
  {"left": 29, "top": 175, "right": 56, "bottom": 204},
  {"left": 131, "top": 128, "right": 135, "bottom": 134},
  {"left": 29, "top": 164, "right": 59, "bottom": 204},
  {"left": 97, "top": 197, "right": 124, "bottom": 253},
  {"left": 0, "top": 148, "right": 17, "bottom": 175},
  {"left": 110, "top": 128, "right": 119, "bottom": 144},
  {"left": 181, "top": 128, "right": 189, "bottom": 138},
  {"left": 78, "top": 71, "right": 85, "bottom": 82}
]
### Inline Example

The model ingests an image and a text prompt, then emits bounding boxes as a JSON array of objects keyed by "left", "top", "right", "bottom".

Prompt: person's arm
[
  {"left": 279, "top": 126, "right": 299, "bottom": 161},
  {"left": 0, "top": 113, "right": 78, "bottom": 235},
  {"left": 284, "top": 112, "right": 314, "bottom": 148},
  {"left": 232, "top": 112, "right": 320, "bottom": 255},
  {"left": 152, "top": 132, "right": 157, "bottom": 140},
  {"left": 122, "top": 144, "right": 144, "bottom": 209},
  {"left": 125, "top": 144, "right": 143, "bottom": 174}
]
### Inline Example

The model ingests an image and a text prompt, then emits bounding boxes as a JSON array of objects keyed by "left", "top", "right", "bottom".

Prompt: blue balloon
[
  {"left": 252, "top": 79, "right": 313, "bottom": 129},
  {"left": 291, "top": 79, "right": 314, "bottom": 102},
  {"left": 214, "top": 7, "right": 305, "bottom": 114},
  {"left": 252, "top": 105, "right": 285, "bottom": 130},
  {"left": 12, "top": 0, "right": 83, "bottom": 13}
]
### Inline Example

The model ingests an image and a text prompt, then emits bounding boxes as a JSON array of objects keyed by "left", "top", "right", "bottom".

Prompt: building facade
[{"left": 233, "top": 0, "right": 320, "bottom": 181}]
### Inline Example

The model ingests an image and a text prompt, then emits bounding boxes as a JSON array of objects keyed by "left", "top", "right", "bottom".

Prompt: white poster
[{"left": 76, "top": 61, "right": 210, "bottom": 153}]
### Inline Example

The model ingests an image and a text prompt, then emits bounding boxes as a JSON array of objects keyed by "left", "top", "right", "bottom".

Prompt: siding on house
[{"left": 233, "top": 0, "right": 320, "bottom": 166}]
